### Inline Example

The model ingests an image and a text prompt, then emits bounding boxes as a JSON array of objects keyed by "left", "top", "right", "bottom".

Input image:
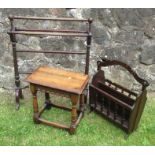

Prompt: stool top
[{"left": 26, "top": 66, "right": 89, "bottom": 94}]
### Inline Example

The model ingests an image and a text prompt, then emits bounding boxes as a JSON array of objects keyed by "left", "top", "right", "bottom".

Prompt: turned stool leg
[
  {"left": 70, "top": 95, "right": 79, "bottom": 134},
  {"left": 30, "top": 84, "right": 40, "bottom": 124},
  {"left": 45, "top": 92, "right": 52, "bottom": 110}
]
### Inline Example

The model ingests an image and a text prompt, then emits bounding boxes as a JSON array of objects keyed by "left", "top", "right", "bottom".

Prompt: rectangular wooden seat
[{"left": 26, "top": 66, "right": 89, "bottom": 94}]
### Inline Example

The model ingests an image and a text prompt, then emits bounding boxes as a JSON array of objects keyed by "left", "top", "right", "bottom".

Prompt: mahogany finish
[
  {"left": 8, "top": 15, "right": 92, "bottom": 22},
  {"left": 8, "top": 31, "right": 90, "bottom": 37},
  {"left": 89, "top": 58, "right": 149, "bottom": 134},
  {"left": 8, "top": 15, "right": 92, "bottom": 110}
]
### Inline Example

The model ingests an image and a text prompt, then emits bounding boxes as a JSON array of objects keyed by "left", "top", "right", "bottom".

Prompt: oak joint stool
[{"left": 26, "top": 66, "right": 89, "bottom": 134}]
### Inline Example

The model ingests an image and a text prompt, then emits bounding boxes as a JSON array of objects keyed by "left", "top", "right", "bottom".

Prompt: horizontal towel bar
[
  {"left": 8, "top": 31, "right": 91, "bottom": 37},
  {"left": 15, "top": 28, "right": 88, "bottom": 34},
  {"left": 8, "top": 15, "right": 92, "bottom": 22},
  {"left": 16, "top": 50, "right": 87, "bottom": 55}
]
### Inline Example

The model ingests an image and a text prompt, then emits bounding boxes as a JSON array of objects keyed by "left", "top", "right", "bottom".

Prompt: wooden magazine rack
[{"left": 89, "top": 58, "right": 149, "bottom": 133}]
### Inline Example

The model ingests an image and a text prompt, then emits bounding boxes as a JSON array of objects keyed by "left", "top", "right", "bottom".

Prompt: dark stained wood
[
  {"left": 15, "top": 89, "right": 20, "bottom": 110},
  {"left": 98, "top": 81, "right": 135, "bottom": 106},
  {"left": 8, "top": 31, "right": 90, "bottom": 37},
  {"left": 16, "top": 49, "right": 86, "bottom": 55},
  {"left": 9, "top": 15, "right": 90, "bottom": 22},
  {"left": 8, "top": 15, "right": 92, "bottom": 110},
  {"left": 105, "top": 79, "right": 138, "bottom": 97},
  {"left": 89, "top": 58, "right": 149, "bottom": 134},
  {"left": 128, "top": 95, "right": 142, "bottom": 133},
  {"left": 15, "top": 28, "right": 88, "bottom": 34},
  {"left": 90, "top": 103, "right": 128, "bottom": 130},
  {"left": 98, "top": 58, "right": 149, "bottom": 91},
  {"left": 90, "top": 84, "right": 133, "bottom": 110},
  {"left": 133, "top": 90, "right": 147, "bottom": 130}
]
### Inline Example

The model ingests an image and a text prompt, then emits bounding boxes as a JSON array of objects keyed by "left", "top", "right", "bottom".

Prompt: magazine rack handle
[{"left": 97, "top": 58, "right": 149, "bottom": 91}]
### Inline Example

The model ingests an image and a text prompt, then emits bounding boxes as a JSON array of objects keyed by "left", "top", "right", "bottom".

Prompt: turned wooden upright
[{"left": 26, "top": 66, "right": 89, "bottom": 134}]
